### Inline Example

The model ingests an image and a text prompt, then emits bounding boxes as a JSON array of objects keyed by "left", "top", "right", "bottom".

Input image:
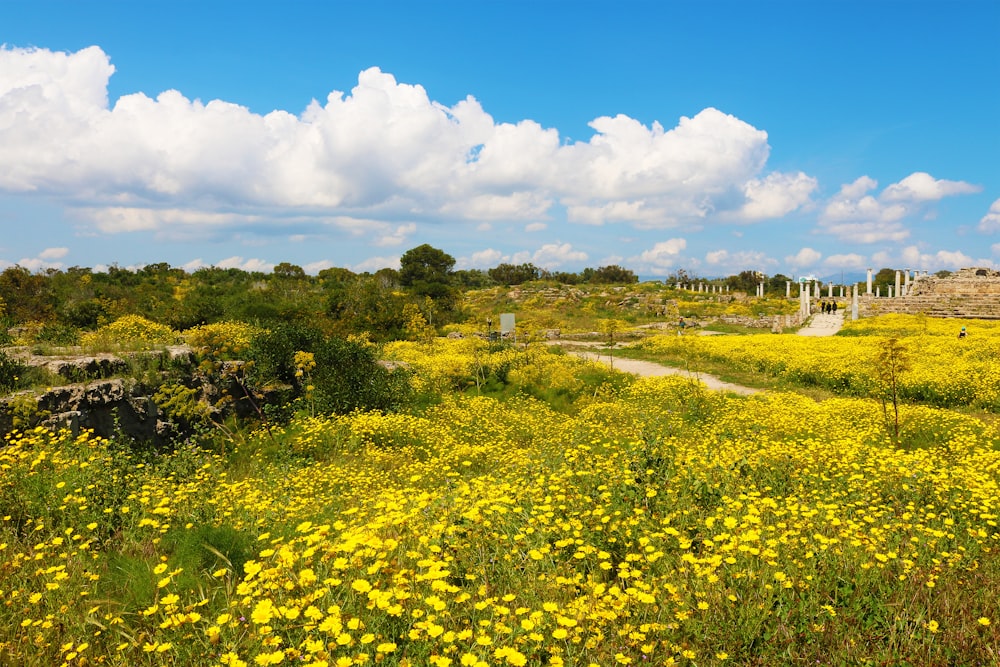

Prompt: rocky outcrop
[{"left": 0, "top": 378, "right": 169, "bottom": 444}]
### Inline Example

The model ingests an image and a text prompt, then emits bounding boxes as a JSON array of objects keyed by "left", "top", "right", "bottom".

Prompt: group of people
[{"left": 818, "top": 300, "right": 839, "bottom": 314}]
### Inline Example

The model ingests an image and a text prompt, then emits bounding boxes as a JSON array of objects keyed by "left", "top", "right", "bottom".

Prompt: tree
[
  {"left": 874, "top": 337, "right": 910, "bottom": 445},
  {"left": 0, "top": 266, "right": 55, "bottom": 323},
  {"left": 767, "top": 273, "right": 793, "bottom": 296},
  {"left": 272, "top": 262, "right": 306, "bottom": 280},
  {"left": 725, "top": 270, "right": 762, "bottom": 294},
  {"left": 452, "top": 269, "right": 494, "bottom": 289},
  {"left": 873, "top": 268, "right": 896, "bottom": 291},
  {"left": 589, "top": 265, "right": 638, "bottom": 284},
  {"left": 399, "top": 244, "right": 456, "bottom": 310},
  {"left": 488, "top": 263, "right": 541, "bottom": 286}
]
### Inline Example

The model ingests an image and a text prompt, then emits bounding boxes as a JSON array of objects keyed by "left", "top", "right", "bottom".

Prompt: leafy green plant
[{"left": 0, "top": 350, "right": 28, "bottom": 392}]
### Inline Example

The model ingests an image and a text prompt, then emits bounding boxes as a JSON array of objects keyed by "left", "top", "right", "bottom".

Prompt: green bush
[
  {"left": 312, "top": 336, "right": 413, "bottom": 415},
  {"left": 0, "top": 350, "right": 27, "bottom": 393}
]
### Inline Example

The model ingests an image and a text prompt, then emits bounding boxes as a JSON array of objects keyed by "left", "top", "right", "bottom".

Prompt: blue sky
[{"left": 1, "top": 0, "right": 997, "bottom": 280}]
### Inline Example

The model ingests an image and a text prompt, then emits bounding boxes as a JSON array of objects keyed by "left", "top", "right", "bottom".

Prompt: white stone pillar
[
  {"left": 904, "top": 268, "right": 910, "bottom": 295},
  {"left": 867, "top": 268, "right": 873, "bottom": 295},
  {"left": 786, "top": 281, "right": 791, "bottom": 298},
  {"left": 840, "top": 285, "right": 844, "bottom": 298},
  {"left": 851, "top": 284, "right": 858, "bottom": 320},
  {"left": 828, "top": 283, "right": 833, "bottom": 298},
  {"left": 895, "top": 270, "right": 901, "bottom": 298},
  {"left": 877, "top": 286, "right": 881, "bottom": 298}
]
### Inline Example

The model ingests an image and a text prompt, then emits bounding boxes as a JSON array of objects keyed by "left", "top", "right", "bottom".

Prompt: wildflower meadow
[{"left": 2, "top": 317, "right": 999, "bottom": 666}]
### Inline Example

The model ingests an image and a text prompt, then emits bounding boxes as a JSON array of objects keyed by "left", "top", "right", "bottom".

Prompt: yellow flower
[
  {"left": 252, "top": 600, "right": 277, "bottom": 625},
  {"left": 254, "top": 650, "right": 285, "bottom": 665}
]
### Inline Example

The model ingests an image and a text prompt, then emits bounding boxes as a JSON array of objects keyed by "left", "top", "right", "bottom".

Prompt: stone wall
[
  {"left": 0, "top": 348, "right": 291, "bottom": 446},
  {"left": 0, "top": 378, "right": 170, "bottom": 444}
]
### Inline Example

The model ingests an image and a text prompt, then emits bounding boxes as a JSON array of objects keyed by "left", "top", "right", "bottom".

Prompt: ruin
[{"left": 858, "top": 268, "right": 1000, "bottom": 319}]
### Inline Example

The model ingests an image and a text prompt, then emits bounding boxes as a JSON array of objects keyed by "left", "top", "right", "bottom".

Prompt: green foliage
[
  {"left": 311, "top": 337, "right": 413, "bottom": 415},
  {"left": 247, "top": 323, "right": 324, "bottom": 388},
  {"left": 6, "top": 394, "right": 51, "bottom": 430},
  {"left": 36, "top": 321, "right": 80, "bottom": 346},
  {"left": 0, "top": 350, "right": 27, "bottom": 393},
  {"left": 162, "top": 522, "right": 254, "bottom": 579},
  {"left": 488, "top": 262, "right": 541, "bottom": 285},
  {"left": 153, "top": 383, "right": 214, "bottom": 431},
  {"left": 399, "top": 244, "right": 457, "bottom": 310},
  {"left": 587, "top": 264, "right": 638, "bottom": 284}
]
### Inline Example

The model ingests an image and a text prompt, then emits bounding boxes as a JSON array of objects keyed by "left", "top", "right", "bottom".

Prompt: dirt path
[
  {"left": 552, "top": 311, "right": 843, "bottom": 394},
  {"left": 796, "top": 310, "right": 845, "bottom": 336},
  {"left": 551, "top": 342, "right": 761, "bottom": 396}
]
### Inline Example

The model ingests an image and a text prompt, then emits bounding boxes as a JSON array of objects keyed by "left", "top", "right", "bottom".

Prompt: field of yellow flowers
[
  {"left": 635, "top": 313, "right": 1000, "bottom": 411},
  {"left": 2, "top": 327, "right": 999, "bottom": 666}
]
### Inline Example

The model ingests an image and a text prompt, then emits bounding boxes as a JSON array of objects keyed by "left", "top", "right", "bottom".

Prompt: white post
[
  {"left": 904, "top": 268, "right": 910, "bottom": 295},
  {"left": 851, "top": 284, "right": 858, "bottom": 320},
  {"left": 895, "top": 270, "right": 901, "bottom": 298},
  {"left": 867, "top": 268, "right": 873, "bottom": 295},
  {"left": 840, "top": 285, "right": 844, "bottom": 298},
  {"left": 786, "top": 281, "right": 791, "bottom": 299},
  {"left": 828, "top": 283, "right": 833, "bottom": 298}
]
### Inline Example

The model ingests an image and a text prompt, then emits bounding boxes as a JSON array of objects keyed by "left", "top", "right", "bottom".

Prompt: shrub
[
  {"left": 183, "top": 321, "right": 263, "bottom": 360},
  {"left": 79, "top": 314, "right": 178, "bottom": 350},
  {"left": 0, "top": 350, "right": 27, "bottom": 393}
]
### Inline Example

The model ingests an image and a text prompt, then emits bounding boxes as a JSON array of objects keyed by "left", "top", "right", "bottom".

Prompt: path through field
[
  {"left": 551, "top": 341, "right": 761, "bottom": 396},
  {"left": 796, "top": 310, "right": 845, "bottom": 336},
  {"left": 554, "top": 310, "right": 844, "bottom": 395}
]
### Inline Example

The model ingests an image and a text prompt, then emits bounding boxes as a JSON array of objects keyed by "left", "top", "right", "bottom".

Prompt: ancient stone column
[
  {"left": 904, "top": 268, "right": 910, "bottom": 295},
  {"left": 840, "top": 285, "right": 845, "bottom": 298},
  {"left": 895, "top": 270, "right": 901, "bottom": 298},
  {"left": 876, "top": 286, "right": 881, "bottom": 298},
  {"left": 867, "top": 268, "right": 873, "bottom": 295},
  {"left": 828, "top": 283, "right": 833, "bottom": 298},
  {"left": 786, "top": 281, "right": 791, "bottom": 299},
  {"left": 851, "top": 284, "right": 859, "bottom": 320}
]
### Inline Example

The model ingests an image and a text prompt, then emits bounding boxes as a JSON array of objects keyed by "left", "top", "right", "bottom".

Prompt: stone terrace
[{"left": 858, "top": 268, "right": 1000, "bottom": 319}]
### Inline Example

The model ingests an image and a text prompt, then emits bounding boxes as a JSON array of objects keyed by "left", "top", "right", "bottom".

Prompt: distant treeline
[
  {"left": 0, "top": 243, "right": 935, "bottom": 343},
  {"left": 0, "top": 245, "right": 646, "bottom": 342}
]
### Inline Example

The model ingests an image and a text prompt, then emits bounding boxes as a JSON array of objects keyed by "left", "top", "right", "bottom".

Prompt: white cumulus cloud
[
  {"left": 818, "top": 173, "right": 981, "bottom": 243},
  {"left": 703, "top": 249, "right": 777, "bottom": 274},
  {"left": 0, "top": 45, "right": 818, "bottom": 245},
  {"left": 978, "top": 198, "right": 1000, "bottom": 233},
  {"left": 785, "top": 247, "right": 822, "bottom": 269},
  {"left": 823, "top": 253, "right": 867, "bottom": 270},
  {"left": 529, "top": 242, "right": 588, "bottom": 269},
  {"left": 39, "top": 247, "right": 69, "bottom": 259},
  {"left": 881, "top": 172, "right": 980, "bottom": 202}
]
